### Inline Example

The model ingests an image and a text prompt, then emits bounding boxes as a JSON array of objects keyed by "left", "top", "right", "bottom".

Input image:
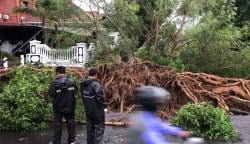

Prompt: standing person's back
[
  {"left": 50, "top": 76, "right": 76, "bottom": 113},
  {"left": 80, "top": 68, "right": 106, "bottom": 144},
  {"left": 47, "top": 66, "right": 77, "bottom": 144}
]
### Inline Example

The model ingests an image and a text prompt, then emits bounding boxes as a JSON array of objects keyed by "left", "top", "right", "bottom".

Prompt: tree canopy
[{"left": 87, "top": 0, "right": 250, "bottom": 78}]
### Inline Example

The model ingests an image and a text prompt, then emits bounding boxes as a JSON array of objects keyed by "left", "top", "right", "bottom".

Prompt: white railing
[
  {"left": 1, "top": 56, "right": 25, "bottom": 70},
  {"left": 26, "top": 40, "right": 93, "bottom": 67}
]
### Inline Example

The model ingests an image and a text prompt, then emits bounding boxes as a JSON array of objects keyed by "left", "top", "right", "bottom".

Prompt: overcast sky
[
  {"left": 72, "top": 0, "right": 112, "bottom": 14},
  {"left": 72, "top": 0, "right": 200, "bottom": 30}
]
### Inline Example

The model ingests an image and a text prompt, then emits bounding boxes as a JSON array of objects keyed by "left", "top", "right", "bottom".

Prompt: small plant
[{"left": 171, "top": 103, "right": 238, "bottom": 141}]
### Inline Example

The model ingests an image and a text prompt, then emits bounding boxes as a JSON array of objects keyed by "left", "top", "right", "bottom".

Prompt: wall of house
[
  {"left": 0, "top": 0, "right": 41, "bottom": 26},
  {"left": 0, "top": 0, "right": 18, "bottom": 25}
]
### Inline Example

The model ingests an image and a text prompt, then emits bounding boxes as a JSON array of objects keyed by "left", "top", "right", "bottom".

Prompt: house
[
  {"left": 0, "top": 0, "right": 42, "bottom": 55},
  {"left": 0, "top": 0, "right": 115, "bottom": 56}
]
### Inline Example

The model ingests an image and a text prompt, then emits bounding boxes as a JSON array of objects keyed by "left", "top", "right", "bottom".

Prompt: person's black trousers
[
  {"left": 53, "top": 112, "right": 76, "bottom": 144},
  {"left": 86, "top": 116, "right": 105, "bottom": 144}
]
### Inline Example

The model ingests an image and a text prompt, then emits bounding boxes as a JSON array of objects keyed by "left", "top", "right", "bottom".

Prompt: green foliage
[
  {"left": 48, "top": 31, "right": 89, "bottom": 49},
  {"left": 168, "top": 58, "right": 185, "bottom": 71},
  {"left": 75, "top": 100, "right": 86, "bottom": 122},
  {"left": 235, "top": 0, "right": 250, "bottom": 26},
  {"left": 0, "top": 67, "right": 54, "bottom": 130},
  {"left": 90, "top": 0, "right": 250, "bottom": 78},
  {"left": 98, "top": 0, "right": 179, "bottom": 62},
  {"left": 177, "top": 0, "right": 250, "bottom": 78},
  {"left": 134, "top": 47, "right": 148, "bottom": 59},
  {"left": 0, "top": 67, "right": 85, "bottom": 131},
  {"left": 135, "top": 47, "right": 185, "bottom": 71},
  {"left": 181, "top": 24, "right": 241, "bottom": 73},
  {"left": 171, "top": 103, "right": 238, "bottom": 141}
]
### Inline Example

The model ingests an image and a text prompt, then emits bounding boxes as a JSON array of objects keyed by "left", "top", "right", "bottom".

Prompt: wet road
[
  {"left": 0, "top": 125, "right": 127, "bottom": 144},
  {"left": 230, "top": 116, "right": 250, "bottom": 144},
  {"left": 0, "top": 113, "right": 129, "bottom": 144},
  {"left": 0, "top": 115, "right": 250, "bottom": 144}
]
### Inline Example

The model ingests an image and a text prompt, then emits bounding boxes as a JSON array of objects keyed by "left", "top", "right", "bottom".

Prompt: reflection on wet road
[{"left": 0, "top": 125, "right": 127, "bottom": 144}]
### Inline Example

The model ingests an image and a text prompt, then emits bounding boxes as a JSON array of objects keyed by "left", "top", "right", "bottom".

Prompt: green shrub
[
  {"left": 0, "top": 67, "right": 54, "bottom": 130},
  {"left": 75, "top": 100, "right": 86, "bottom": 122},
  {"left": 171, "top": 103, "right": 238, "bottom": 141},
  {"left": 0, "top": 67, "right": 85, "bottom": 131}
]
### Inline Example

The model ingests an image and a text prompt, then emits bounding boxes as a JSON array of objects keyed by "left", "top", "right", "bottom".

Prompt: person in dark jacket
[
  {"left": 80, "top": 68, "right": 107, "bottom": 144},
  {"left": 47, "top": 66, "right": 77, "bottom": 144}
]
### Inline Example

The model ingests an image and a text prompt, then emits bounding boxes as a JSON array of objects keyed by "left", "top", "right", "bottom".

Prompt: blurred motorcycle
[
  {"left": 128, "top": 86, "right": 205, "bottom": 144},
  {"left": 183, "top": 137, "right": 205, "bottom": 144}
]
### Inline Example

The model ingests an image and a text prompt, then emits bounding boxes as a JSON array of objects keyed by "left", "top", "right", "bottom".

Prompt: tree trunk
[{"left": 42, "top": 18, "right": 48, "bottom": 44}]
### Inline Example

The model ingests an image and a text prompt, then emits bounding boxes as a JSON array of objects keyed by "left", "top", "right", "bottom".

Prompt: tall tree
[
  {"left": 101, "top": 0, "right": 179, "bottom": 62},
  {"left": 87, "top": 0, "right": 250, "bottom": 77},
  {"left": 180, "top": 0, "right": 250, "bottom": 77}
]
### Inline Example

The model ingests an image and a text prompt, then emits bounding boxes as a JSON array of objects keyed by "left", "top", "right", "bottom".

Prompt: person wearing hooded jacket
[
  {"left": 47, "top": 66, "right": 77, "bottom": 144},
  {"left": 80, "top": 68, "right": 107, "bottom": 144},
  {"left": 128, "top": 86, "right": 191, "bottom": 144}
]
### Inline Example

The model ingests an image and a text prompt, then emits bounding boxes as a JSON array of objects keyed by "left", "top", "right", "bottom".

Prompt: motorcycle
[{"left": 183, "top": 137, "right": 205, "bottom": 144}]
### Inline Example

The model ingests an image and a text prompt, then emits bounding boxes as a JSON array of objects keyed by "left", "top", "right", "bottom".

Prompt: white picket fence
[{"left": 26, "top": 40, "right": 93, "bottom": 67}]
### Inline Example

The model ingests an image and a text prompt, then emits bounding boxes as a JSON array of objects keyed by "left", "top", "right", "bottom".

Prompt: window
[{"left": 21, "top": 0, "right": 29, "bottom": 7}]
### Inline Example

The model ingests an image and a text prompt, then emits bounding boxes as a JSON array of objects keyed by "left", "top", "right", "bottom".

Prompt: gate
[{"left": 26, "top": 40, "right": 94, "bottom": 67}]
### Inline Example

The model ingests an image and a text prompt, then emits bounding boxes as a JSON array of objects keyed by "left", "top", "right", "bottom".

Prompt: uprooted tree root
[
  {"left": 167, "top": 72, "right": 250, "bottom": 118},
  {"left": 94, "top": 59, "right": 250, "bottom": 118},
  {"left": 96, "top": 59, "right": 175, "bottom": 114}
]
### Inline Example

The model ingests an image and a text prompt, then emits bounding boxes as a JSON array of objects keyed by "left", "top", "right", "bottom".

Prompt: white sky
[
  {"left": 72, "top": 0, "right": 112, "bottom": 14},
  {"left": 72, "top": 0, "right": 200, "bottom": 29}
]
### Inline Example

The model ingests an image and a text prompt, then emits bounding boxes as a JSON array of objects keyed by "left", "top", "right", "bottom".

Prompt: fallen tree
[
  {"left": 94, "top": 59, "right": 250, "bottom": 118},
  {"left": 2, "top": 60, "right": 250, "bottom": 119}
]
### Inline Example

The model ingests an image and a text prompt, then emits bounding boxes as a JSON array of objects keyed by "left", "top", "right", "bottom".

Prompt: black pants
[
  {"left": 53, "top": 112, "right": 75, "bottom": 144},
  {"left": 87, "top": 116, "right": 105, "bottom": 144}
]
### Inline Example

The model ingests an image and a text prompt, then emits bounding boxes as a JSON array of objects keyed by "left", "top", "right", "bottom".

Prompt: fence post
[
  {"left": 88, "top": 43, "right": 95, "bottom": 51},
  {"left": 29, "top": 40, "right": 41, "bottom": 54},
  {"left": 21, "top": 55, "right": 25, "bottom": 66},
  {"left": 3, "top": 57, "right": 8, "bottom": 70},
  {"left": 87, "top": 43, "right": 95, "bottom": 60},
  {"left": 77, "top": 43, "right": 88, "bottom": 65}
]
